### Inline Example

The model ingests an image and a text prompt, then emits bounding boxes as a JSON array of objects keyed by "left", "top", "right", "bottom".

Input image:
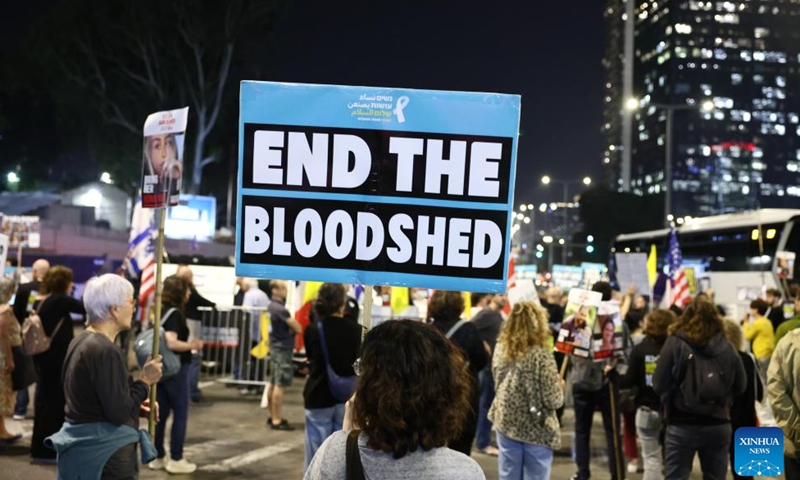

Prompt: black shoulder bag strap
[{"left": 346, "top": 429, "right": 365, "bottom": 480}]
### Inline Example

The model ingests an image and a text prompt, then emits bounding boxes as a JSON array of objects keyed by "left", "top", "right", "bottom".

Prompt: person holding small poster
[{"left": 556, "top": 291, "right": 601, "bottom": 359}]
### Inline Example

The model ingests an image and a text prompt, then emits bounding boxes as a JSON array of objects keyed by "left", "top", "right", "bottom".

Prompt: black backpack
[{"left": 674, "top": 336, "right": 732, "bottom": 415}]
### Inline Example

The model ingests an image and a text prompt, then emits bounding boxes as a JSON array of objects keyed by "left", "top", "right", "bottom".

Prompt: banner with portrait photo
[
  {"left": 776, "top": 251, "right": 795, "bottom": 280},
  {"left": 555, "top": 289, "right": 602, "bottom": 358},
  {"left": 236, "top": 82, "right": 521, "bottom": 292},
  {"left": 141, "top": 107, "right": 189, "bottom": 209},
  {"left": 0, "top": 215, "right": 40, "bottom": 248},
  {"left": 592, "top": 300, "right": 625, "bottom": 361}
]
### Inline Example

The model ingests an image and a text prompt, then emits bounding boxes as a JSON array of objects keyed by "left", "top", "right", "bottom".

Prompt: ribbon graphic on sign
[{"left": 393, "top": 96, "right": 410, "bottom": 123}]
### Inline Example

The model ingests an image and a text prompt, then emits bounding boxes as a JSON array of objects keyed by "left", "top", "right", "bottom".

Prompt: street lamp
[
  {"left": 626, "top": 97, "right": 714, "bottom": 226},
  {"left": 540, "top": 175, "right": 593, "bottom": 264}
]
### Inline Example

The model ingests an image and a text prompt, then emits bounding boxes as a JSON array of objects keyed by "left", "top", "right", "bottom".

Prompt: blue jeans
[
  {"left": 304, "top": 404, "right": 345, "bottom": 471},
  {"left": 15, "top": 388, "right": 30, "bottom": 417},
  {"left": 497, "top": 431, "right": 553, "bottom": 480},
  {"left": 635, "top": 407, "right": 662, "bottom": 480},
  {"left": 189, "top": 351, "right": 202, "bottom": 401},
  {"left": 664, "top": 423, "right": 731, "bottom": 480},
  {"left": 155, "top": 364, "right": 191, "bottom": 461},
  {"left": 476, "top": 367, "right": 496, "bottom": 449}
]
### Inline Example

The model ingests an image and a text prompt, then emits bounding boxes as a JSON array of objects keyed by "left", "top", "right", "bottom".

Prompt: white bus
[{"left": 613, "top": 208, "right": 800, "bottom": 318}]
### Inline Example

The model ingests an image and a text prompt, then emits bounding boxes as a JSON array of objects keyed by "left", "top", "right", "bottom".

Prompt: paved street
[{"left": 0, "top": 380, "right": 782, "bottom": 479}]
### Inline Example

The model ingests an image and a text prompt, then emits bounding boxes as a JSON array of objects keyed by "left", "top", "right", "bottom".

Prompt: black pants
[
  {"left": 31, "top": 361, "right": 65, "bottom": 459},
  {"left": 573, "top": 384, "right": 625, "bottom": 480},
  {"left": 664, "top": 424, "right": 730, "bottom": 480}
]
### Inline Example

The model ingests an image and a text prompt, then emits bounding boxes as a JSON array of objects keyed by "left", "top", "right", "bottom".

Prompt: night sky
[{"left": 2, "top": 1, "right": 605, "bottom": 207}]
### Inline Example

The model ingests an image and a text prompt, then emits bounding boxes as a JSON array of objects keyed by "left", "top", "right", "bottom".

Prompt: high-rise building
[{"left": 604, "top": 0, "right": 800, "bottom": 217}]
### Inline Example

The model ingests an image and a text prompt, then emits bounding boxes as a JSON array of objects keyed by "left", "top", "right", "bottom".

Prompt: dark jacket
[
  {"left": 303, "top": 315, "right": 363, "bottom": 409},
  {"left": 185, "top": 286, "right": 215, "bottom": 321},
  {"left": 618, "top": 335, "right": 665, "bottom": 411},
  {"left": 12, "top": 279, "right": 40, "bottom": 325},
  {"left": 731, "top": 351, "right": 762, "bottom": 430},
  {"left": 653, "top": 331, "right": 746, "bottom": 425}
]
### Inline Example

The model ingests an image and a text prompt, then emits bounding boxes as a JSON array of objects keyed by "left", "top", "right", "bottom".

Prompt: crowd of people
[{"left": 3, "top": 260, "right": 800, "bottom": 479}]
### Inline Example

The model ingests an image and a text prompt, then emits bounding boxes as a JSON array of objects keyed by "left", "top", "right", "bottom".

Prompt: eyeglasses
[{"left": 352, "top": 358, "right": 362, "bottom": 376}]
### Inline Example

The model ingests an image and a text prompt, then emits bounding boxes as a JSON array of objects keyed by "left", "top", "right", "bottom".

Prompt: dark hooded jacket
[{"left": 652, "top": 331, "right": 746, "bottom": 425}]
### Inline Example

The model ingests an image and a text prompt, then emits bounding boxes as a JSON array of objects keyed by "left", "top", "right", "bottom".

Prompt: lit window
[
  {"left": 675, "top": 46, "right": 688, "bottom": 58},
  {"left": 792, "top": 114, "right": 800, "bottom": 124},
  {"left": 714, "top": 13, "right": 739, "bottom": 23},
  {"left": 752, "top": 229, "right": 760, "bottom": 240},
  {"left": 675, "top": 23, "right": 693, "bottom": 34},
  {"left": 714, "top": 49, "right": 727, "bottom": 60},
  {"left": 755, "top": 27, "right": 770, "bottom": 38},
  {"left": 776, "top": 124, "right": 786, "bottom": 135},
  {"left": 766, "top": 229, "right": 777, "bottom": 240},
  {"left": 740, "top": 51, "right": 752, "bottom": 61},
  {"left": 753, "top": 51, "right": 765, "bottom": 61},
  {"left": 731, "top": 73, "right": 742, "bottom": 85},
  {"left": 777, "top": 76, "right": 787, "bottom": 87}
]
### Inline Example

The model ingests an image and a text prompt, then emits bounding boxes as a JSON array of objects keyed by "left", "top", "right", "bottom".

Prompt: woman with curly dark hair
[
  {"left": 428, "top": 290, "right": 488, "bottom": 456},
  {"left": 30, "top": 266, "right": 85, "bottom": 463},
  {"left": 302, "top": 283, "right": 363, "bottom": 471},
  {"left": 304, "top": 320, "right": 485, "bottom": 479},
  {"left": 653, "top": 297, "right": 746, "bottom": 480},
  {"left": 149, "top": 275, "right": 204, "bottom": 474}
]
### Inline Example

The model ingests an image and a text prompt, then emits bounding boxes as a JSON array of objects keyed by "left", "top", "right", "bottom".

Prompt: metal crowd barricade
[{"left": 197, "top": 306, "right": 269, "bottom": 387}]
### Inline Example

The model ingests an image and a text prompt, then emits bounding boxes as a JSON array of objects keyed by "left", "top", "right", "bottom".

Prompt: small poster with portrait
[
  {"left": 0, "top": 215, "right": 40, "bottom": 248},
  {"left": 141, "top": 107, "right": 189, "bottom": 209},
  {"left": 776, "top": 251, "right": 795, "bottom": 280},
  {"left": 592, "top": 300, "right": 625, "bottom": 361},
  {"left": 555, "top": 289, "right": 602, "bottom": 358}
]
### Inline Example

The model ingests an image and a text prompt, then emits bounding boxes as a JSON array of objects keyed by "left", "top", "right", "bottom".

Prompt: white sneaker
[
  {"left": 627, "top": 461, "right": 639, "bottom": 473},
  {"left": 12, "top": 414, "right": 25, "bottom": 421},
  {"left": 148, "top": 457, "right": 167, "bottom": 470},
  {"left": 166, "top": 458, "right": 197, "bottom": 474}
]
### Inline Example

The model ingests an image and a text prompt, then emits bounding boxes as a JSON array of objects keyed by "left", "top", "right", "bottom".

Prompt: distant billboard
[{"left": 164, "top": 195, "right": 216, "bottom": 242}]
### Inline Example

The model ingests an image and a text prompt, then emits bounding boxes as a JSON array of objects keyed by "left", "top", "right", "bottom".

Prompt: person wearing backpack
[
  {"left": 652, "top": 297, "right": 746, "bottom": 480},
  {"left": 148, "top": 276, "right": 204, "bottom": 474},
  {"left": 303, "top": 283, "right": 363, "bottom": 471},
  {"left": 429, "top": 290, "right": 488, "bottom": 457},
  {"left": 29, "top": 266, "right": 86, "bottom": 464}
]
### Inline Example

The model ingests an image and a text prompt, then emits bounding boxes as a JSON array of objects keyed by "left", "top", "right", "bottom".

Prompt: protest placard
[
  {"left": 555, "top": 289, "right": 602, "bottom": 358},
  {"left": 141, "top": 107, "right": 189, "bottom": 209},
  {"left": 615, "top": 252, "right": 650, "bottom": 295},
  {"left": 592, "top": 300, "right": 625, "bottom": 361},
  {"left": 0, "top": 215, "right": 40, "bottom": 248},
  {"left": 776, "top": 251, "right": 795, "bottom": 280},
  {"left": 236, "top": 82, "right": 521, "bottom": 292},
  {"left": 0, "top": 234, "right": 8, "bottom": 268}
]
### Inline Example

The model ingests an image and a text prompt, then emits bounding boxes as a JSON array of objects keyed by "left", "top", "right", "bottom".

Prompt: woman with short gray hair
[
  {"left": 47, "top": 274, "right": 163, "bottom": 479},
  {"left": 0, "top": 276, "right": 22, "bottom": 443}
]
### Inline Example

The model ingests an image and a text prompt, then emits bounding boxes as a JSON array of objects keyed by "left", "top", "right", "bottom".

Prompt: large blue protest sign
[{"left": 236, "top": 81, "right": 521, "bottom": 292}]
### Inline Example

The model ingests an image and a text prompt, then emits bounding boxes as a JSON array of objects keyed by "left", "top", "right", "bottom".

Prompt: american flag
[
  {"left": 125, "top": 197, "right": 156, "bottom": 321},
  {"left": 668, "top": 227, "right": 690, "bottom": 307}
]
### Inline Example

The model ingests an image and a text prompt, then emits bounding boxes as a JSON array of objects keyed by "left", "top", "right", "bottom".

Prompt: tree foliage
[
  {"left": 576, "top": 187, "right": 664, "bottom": 262},
  {"left": 29, "top": 0, "right": 285, "bottom": 194}
]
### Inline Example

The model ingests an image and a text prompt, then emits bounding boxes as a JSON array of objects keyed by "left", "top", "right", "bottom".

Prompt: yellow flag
[
  {"left": 250, "top": 310, "right": 271, "bottom": 359},
  {"left": 391, "top": 287, "right": 410, "bottom": 315},
  {"left": 647, "top": 244, "right": 658, "bottom": 287},
  {"left": 462, "top": 292, "right": 472, "bottom": 318},
  {"left": 303, "top": 281, "right": 323, "bottom": 303}
]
